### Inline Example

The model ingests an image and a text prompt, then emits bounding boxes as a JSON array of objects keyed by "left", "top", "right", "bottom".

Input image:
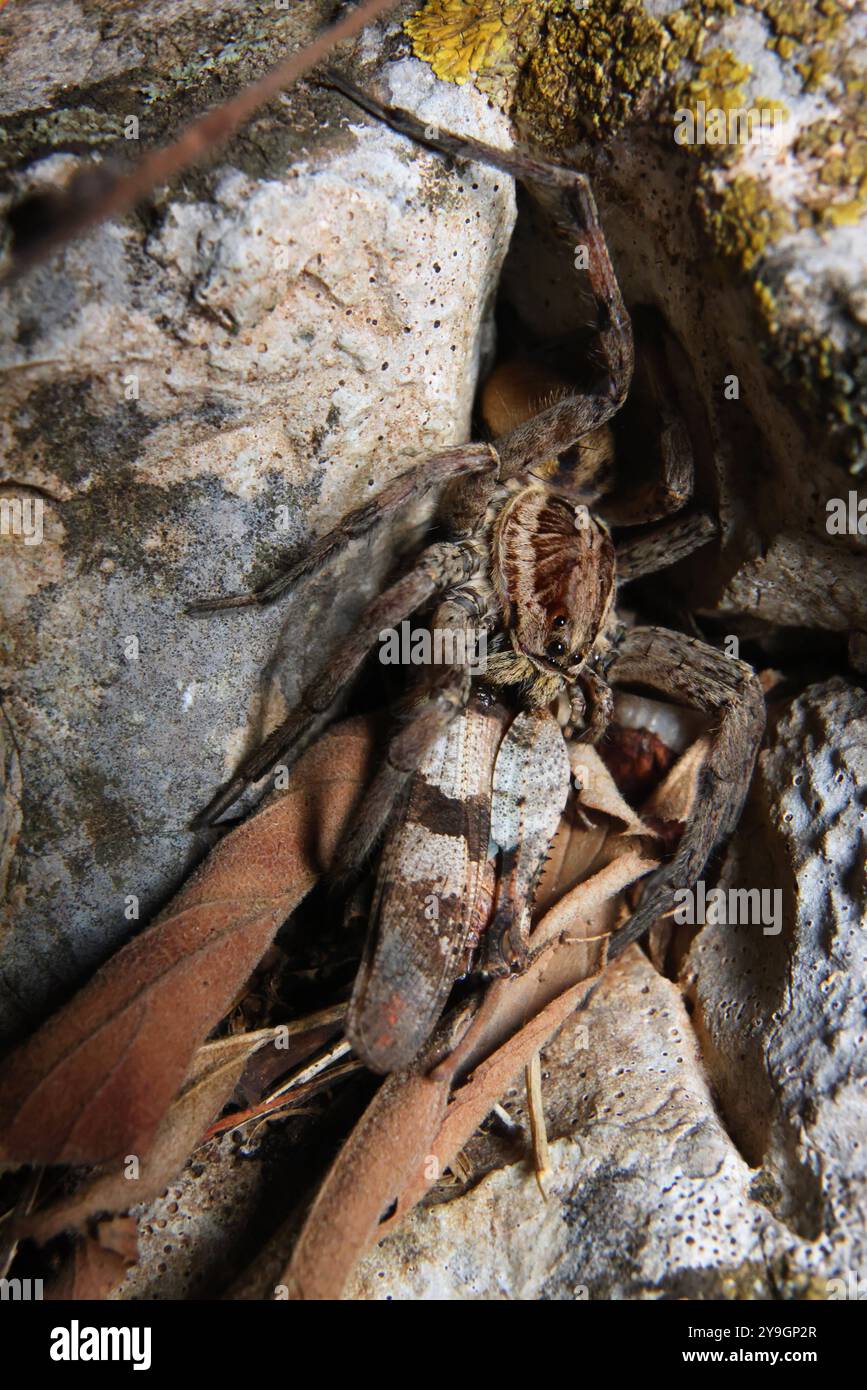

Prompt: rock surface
[
  {"left": 686, "top": 678, "right": 867, "bottom": 1266},
  {"left": 407, "top": 0, "right": 867, "bottom": 647},
  {"left": 351, "top": 947, "right": 782, "bottom": 1300},
  {"left": 0, "top": 1, "right": 515, "bottom": 1039}
]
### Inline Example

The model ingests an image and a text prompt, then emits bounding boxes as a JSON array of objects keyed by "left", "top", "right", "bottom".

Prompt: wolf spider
[{"left": 190, "top": 75, "right": 765, "bottom": 1002}]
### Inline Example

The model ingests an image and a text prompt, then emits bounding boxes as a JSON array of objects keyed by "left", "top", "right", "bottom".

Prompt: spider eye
[
  {"left": 551, "top": 615, "right": 568, "bottom": 630},
  {"left": 546, "top": 639, "right": 567, "bottom": 660}
]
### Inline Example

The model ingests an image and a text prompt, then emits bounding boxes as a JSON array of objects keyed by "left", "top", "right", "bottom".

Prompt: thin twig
[
  {"left": 0, "top": 1169, "right": 42, "bottom": 1278},
  {"left": 3, "top": 0, "right": 403, "bottom": 280},
  {"left": 491, "top": 1102, "right": 522, "bottom": 1134},
  {"left": 525, "top": 1052, "right": 551, "bottom": 1201},
  {"left": 266, "top": 1037, "right": 353, "bottom": 1101},
  {"left": 203, "top": 1056, "right": 362, "bottom": 1141}
]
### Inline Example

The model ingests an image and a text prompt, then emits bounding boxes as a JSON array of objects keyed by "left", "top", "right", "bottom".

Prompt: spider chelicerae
[{"left": 189, "top": 74, "right": 766, "bottom": 1069}]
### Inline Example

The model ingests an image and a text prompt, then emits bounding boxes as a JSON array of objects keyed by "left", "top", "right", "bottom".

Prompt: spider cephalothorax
[
  {"left": 485, "top": 481, "right": 617, "bottom": 706},
  {"left": 189, "top": 76, "right": 766, "bottom": 1073}
]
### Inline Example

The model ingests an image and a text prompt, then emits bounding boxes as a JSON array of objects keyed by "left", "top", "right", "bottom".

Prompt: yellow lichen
[
  {"left": 676, "top": 45, "right": 752, "bottom": 113},
  {"left": 794, "top": 116, "right": 867, "bottom": 227},
  {"left": 404, "top": 0, "right": 865, "bottom": 470},
  {"left": 405, "top": 0, "right": 545, "bottom": 97},
  {"left": 663, "top": 9, "right": 706, "bottom": 73},
  {"left": 699, "top": 173, "right": 793, "bottom": 271},
  {"left": 795, "top": 47, "right": 834, "bottom": 92},
  {"left": 823, "top": 199, "right": 867, "bottom": 227},
  {"left": 752, "top": 279, "right": 780, "bottom": 333},
  {"left": 661, "top": 0, "right": 736, "bottom": 74},
  {"left": 741, "top": 0, "right": 846, "bottom": 48},
  {"left": 769, "top": 34, "right": 796, "bottom": 60},
  {"left": 407, "top": 0, "right": 671, "bottom": 139},
  {"left": 754, "top": 95, "right": 790, "bottom": 122},
  {"left": 518, "top": 0, "right": 669, "bottom": 139}
]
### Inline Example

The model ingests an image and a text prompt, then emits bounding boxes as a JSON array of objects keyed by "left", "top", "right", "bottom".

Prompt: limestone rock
[
  {"left": 349, "top": 947, "right": 784, "bottom": 1300},
  {"left": 0, "top": 2, "right": 515, "bottom": 1038},
  {"left": 685, "top": 678, "right": 867, "bottom": 1264}
]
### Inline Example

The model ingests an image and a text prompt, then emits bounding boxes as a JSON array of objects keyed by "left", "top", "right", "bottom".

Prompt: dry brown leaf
[
  {"left": 568, "top": 743, "right": 654, "bottom": 836},
  {"left": 203, "top": 1057, "right": 363, "bottom": 1142},
  {"left": 283, "top": 1072, "right": 450, "bottom": 1301},
  {"left": 232, "top": 1003, "right": 346, "bottom": 1105},
  {"left": 94, "top": 1215, "right": 139, "bottom": 1263},
  {"left": 284, "top": 837, "right": 660, "bottom": 1300},
  {"left": 0, "top": 718, "right": 375, "bottom": 1167},
  {"left": 282, "top": 731, "right": 700, "bottom": 1299},
  {"left": 531, "top": 847, "right": 657, "bottom": 967},
  {"left": 5, "top": 713, "right": 711, "bottom": 1286},
  {"left": 641, "top": 733, "right": 711, "bottom": 825},
  {"left": 534, "top": 815, "right": 609, "bottom": 916},
  {"left": 535, "top": 746, "right": 658, "bottom": 916},
  {"left": 19, "top": 1029, "right": 286, "bottom": 1243},
  {"left": 637, "top": 735, "right": 711, "bottom": 968}
]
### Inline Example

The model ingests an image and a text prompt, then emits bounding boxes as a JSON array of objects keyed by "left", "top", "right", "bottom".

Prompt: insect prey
[{"left": 347, "top": 695, "right": 570, "bottom": 1073}]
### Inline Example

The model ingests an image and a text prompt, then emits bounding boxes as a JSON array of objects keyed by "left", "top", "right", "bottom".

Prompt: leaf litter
[{"left": 0, "top": 707, "right": 707, "bottom": 1299}]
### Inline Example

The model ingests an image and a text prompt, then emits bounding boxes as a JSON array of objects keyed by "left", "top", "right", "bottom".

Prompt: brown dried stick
[{"left": 3, "top": 0, "right": 403, "bottom": 279}]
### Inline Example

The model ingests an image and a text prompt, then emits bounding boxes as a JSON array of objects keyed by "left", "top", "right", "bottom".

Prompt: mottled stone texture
[
  {"left": 123, "top": 684, "right": 864, "bottom": 1301},
  {"left": 0, "top": 2, "right": 515, "bottom": 1038},
  {"left": 687, "top": 679, "right": 867, "bottom": 1258},
  {"left": 350, "top": 949, "right": 780, "bottom": 1300}
]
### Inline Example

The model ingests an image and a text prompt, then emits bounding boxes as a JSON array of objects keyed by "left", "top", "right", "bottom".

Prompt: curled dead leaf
[
  {"left": 47, "top": 1229, "right": 137, "bottom": 1302},
  {"left": 284, "top": 841, "right": 659, "bottom": 1300},
  {"left": 0, "top": 718, "right": 375, "bottom": 1168},
  {"left": 20, "top": 1028, "right": 285, "bottom": 1243},
  {"left": 284, "top": 730, "right": 713, "bottom": 1300}
]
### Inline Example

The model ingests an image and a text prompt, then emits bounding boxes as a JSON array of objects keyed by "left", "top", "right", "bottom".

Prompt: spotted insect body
[
  {"left": 346, "top": 694, "right": 505, "bottom": 1073},
  {"left": 346, "top": 697, "right": 572, "bottom": 1073}
]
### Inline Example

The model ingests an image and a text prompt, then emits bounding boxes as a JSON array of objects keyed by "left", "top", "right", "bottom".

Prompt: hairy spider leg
[
  {"left": 192, "top": 540, "right": 480, "bottom": 826},
  {"left": 598, "top": 321, "right": 697, "bottom": 527},
  {"left": 615, "top": 511, "right": 718, "bottom": 582},
  {"left": 322, "top": 73, "right": 634, "bottom": 479},
  {"left": 187, "top": 443, "right": 497, "bottom": 611},
  {"left": 601, "top": 414, "right": 695, "bottom": 527},
  {"left": 571, "top": 664, "right": 615, "bottom": 745},
  {"left": 604, "top": 626, "right": 765, "bottom": 957}
]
